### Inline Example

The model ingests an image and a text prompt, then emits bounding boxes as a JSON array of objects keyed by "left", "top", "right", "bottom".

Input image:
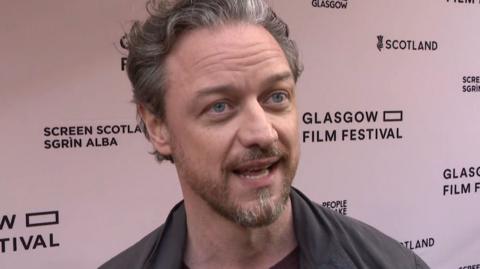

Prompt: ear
[{"left": 138, "top": 105, "right": 172, "bottom": 157}]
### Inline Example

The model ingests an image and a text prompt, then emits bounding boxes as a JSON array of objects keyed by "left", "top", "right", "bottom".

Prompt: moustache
[{"left": 226, "top": 144, "right": 287, "bottom": 171}]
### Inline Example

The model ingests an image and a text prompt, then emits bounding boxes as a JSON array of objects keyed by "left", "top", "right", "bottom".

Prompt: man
[{"left": 100, "top": 0, "right": 430, "bottom": 268}]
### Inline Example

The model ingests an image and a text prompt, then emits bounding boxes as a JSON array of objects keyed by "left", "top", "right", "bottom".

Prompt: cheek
[
  {"left": 275, "top": 114, "right": 299, "bottom": 143},
  {"left": 173, "top": 123, "right": 234, "bottom": 166}
]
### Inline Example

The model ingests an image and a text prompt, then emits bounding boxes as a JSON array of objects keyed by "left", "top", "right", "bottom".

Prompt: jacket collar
[
  {"left": 291, "top": 188, "right": 352, "bottom": 268},
  {"left": 147, "top": 202, "right": 187, "bottom": 269},
  {"left": 148, "top": 187, "right": 349, "bottom": 269}
]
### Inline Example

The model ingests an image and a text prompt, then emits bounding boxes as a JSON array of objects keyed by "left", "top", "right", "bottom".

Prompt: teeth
[{"left": 240, "top": 168, "right": 269, "bottom": 179}]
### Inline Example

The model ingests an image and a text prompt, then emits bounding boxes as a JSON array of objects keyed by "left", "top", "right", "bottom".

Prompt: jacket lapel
[{"left": 291, "top": 188, "right": 354, "bottom": 269}]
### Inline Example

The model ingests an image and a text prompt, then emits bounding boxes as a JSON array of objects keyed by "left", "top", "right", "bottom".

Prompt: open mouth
[{"left": 232, "top": 158, "right": 280, "bottom": 180}]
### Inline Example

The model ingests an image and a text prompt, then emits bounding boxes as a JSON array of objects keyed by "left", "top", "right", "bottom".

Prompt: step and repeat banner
[{"left": 1, "top": 0, "right": 479, "bottom": 268}]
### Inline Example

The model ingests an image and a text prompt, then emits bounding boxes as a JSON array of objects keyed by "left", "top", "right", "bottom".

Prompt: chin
[{"left": 229, "top": 183, "right": 291, "bottom": 228}]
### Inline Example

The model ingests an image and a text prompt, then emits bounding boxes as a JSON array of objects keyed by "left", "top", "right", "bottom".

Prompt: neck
[{"left": 182, "top": 190, "right": 297, "bottom": 269}]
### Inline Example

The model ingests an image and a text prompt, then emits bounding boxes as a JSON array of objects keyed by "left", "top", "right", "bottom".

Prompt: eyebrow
[
  {"left": 195, "top": 71, "right": 294, "bottom": 98},
  {"left": 260, "top": 71, "right": 294, "bottom": 89}
]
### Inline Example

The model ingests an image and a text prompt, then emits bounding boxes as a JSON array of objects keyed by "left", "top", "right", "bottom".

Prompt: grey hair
[{"left": 126, "top": 0, "right": 303, "bottom": 163}]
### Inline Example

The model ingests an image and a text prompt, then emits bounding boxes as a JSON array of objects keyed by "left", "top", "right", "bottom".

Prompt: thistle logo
[
  {"left": 376, "top": 34, "right": 438, "bottom": 52},
  {"left": 377, "top": 35, "right": 384, "bottom": 52}
]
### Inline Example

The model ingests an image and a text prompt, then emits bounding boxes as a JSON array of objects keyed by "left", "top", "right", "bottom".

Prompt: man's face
[{"left": 160, "top": 24, "right": 299, "bottom": 227}]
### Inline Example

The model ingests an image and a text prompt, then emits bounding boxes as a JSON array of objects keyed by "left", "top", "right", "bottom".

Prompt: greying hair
[{"left": 126, "top": 0, "right": 303, "bottom": 163}]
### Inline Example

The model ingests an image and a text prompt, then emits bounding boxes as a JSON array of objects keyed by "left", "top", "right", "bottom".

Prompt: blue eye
[
  {"left": 271, "top": 92, "right": 286, "bottom": 103},
  {"left": 211, "top": 102, "right": 227, "bottom": 113}
]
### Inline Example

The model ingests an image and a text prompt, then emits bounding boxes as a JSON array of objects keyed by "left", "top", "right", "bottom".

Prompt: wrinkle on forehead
[
  {"left": 192, "top": 42, "right": 265, "bottom": 67},
  {"left": 193, "top": 47, "right": 284, "bottom": 73},
  {"left": 169, "top": 24, "right": 287, "bottom": 73},
  {"left": 190, "top": 40, "right": 281, "bottom": 66},
  {"left": 164, "top": 24, "right": 291, "bottom": 96}
]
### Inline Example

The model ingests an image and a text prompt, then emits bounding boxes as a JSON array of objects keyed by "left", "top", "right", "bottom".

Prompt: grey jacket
[{"left": 99, "top": 188, "right": 430, "bottom": 269}]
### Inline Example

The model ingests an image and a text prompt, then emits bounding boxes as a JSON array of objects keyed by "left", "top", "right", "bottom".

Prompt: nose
[{"left": 237, "top": 101, "right": 278, "bottom": 148}]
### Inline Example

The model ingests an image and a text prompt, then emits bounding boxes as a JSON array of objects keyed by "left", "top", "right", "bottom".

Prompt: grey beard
[
  {"left": 231, "top": 187, "right": 290, "bottom": 227},
  {"left": 204, "top": 181, "right": 291, "bottom": 228}
]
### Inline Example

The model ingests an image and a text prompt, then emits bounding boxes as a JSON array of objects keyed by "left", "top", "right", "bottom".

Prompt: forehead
[{"left": 164, "top": 23, "right": 291, "bottom": 92}]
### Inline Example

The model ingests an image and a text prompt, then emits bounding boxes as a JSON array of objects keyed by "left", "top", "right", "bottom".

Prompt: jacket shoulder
[
  {"left": 316, "top": 204, "right": 428, "bottom": 268},
  {"left": 291, "top": 188, "right": 429, "bottom": 268},
  {"left": 98, "top": 224, "right": 165, "bottom": 269}
]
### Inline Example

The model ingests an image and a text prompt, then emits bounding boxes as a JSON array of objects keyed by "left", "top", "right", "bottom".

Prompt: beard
[{"left": 174, "top": 144, "right": 297, "bottom": 228}]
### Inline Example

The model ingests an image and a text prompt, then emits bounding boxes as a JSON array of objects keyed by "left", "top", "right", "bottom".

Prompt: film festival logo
[
  {"left": 0, "top": 211, "right": 60, "bottom": 253},
  {"left": 442, "top": 166, "right": 480, "bottom": 196},
  {"left": 311, "top": 0, "right": 348, "bottom": 9},
  {"left": 376, "top": 34, "right": 438, "bottom": 52},
  {"left": 302, "top": 110, "right": 404, "bottom": 143},
  {"left": 115, "top": 34, "right": 129, "bottom": 71}
]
